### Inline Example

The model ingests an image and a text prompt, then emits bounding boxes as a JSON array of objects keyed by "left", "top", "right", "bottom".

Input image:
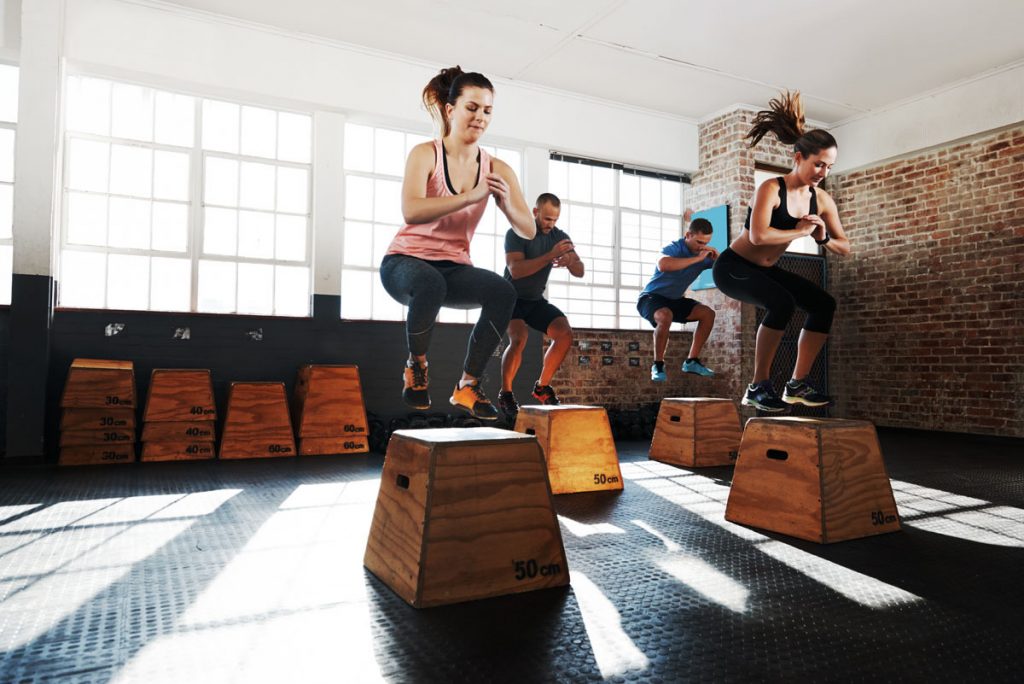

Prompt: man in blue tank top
[
  {"left": 498, "top": 193, "right": 585, "bottom": 422},
  {"left": 637, "top": 210, "right": 718, "bottom": 382}
]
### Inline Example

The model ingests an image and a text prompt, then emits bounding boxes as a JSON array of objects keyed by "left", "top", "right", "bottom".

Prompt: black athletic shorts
[
  {"left": 636, "top": 293, "right": 699, "bottom": 328},
  {"left": 511, "top": 297, "right": 566, "bottom": 333}
]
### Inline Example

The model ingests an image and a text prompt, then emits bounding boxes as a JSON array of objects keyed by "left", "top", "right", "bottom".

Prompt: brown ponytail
[
  {"left": 746, "top": 90, "right": 837, "bottom": 156},
  {"left": 422, "top": 66, "right": 494, "bottom": 137}
]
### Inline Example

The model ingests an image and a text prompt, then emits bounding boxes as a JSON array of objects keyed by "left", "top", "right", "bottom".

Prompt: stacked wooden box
[
  {"left": 141, "top": 369, "right": 217, "bottom": 462},
  {"left": 59, "top": 359, "right": 137, "bottom": 465},
  {"left": 292, "top": 365, "right": 370, "bottom": 455},
  {"left": 220, "top": 382, "right": 296, "bottom": 459}
]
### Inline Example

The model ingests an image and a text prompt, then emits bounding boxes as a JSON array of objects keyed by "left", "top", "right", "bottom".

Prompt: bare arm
[
  {"left": 489, "top": 158, "right": 535, "bottom": 239},
  {"left": 747, "top": 181, "right": 817, "bottom": 246},
  {"left": 401, "top": 142, "right": 490, "bottom": 224},
  {"left": 813, "top": 189, "right": 852, "bottom": 257},
  {"left": 657, "top": 252, "right": 713, "bottom": 272},
  {"left": 506, "top": 239, "right": 575, "bottom": 279}
]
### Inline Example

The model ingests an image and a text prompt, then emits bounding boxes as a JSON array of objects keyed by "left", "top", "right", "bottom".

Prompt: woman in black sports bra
[{"left": 712, "top": 91, "right": 851, "bottom": 412}]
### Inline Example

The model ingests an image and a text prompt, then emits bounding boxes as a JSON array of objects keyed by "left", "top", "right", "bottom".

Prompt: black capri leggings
[
  {"left": 712, "top": 248, "right": 836, "bottom": 333},
  {"left": 380, "top": 254, "right": 517, "bottom": 377}
]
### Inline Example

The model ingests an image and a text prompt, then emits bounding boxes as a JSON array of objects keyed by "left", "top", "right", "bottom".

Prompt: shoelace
[
  {"left": 466, "top": 380, "right": 490, "bottom": 404},
  {"left": 409, "top": 363, "right": 427, "bottom": 389}
]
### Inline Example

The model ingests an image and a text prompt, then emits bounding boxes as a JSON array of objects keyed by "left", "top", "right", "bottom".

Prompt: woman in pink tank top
[{"left": 379, "top": 66, "right": 535, "bottom": 421}]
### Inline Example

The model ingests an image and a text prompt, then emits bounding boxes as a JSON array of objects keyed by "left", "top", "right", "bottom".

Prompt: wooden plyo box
[
  {"left": 292, "top": 365, "right": 369, "bottom": 455},
  {"left": 514, "top": 405, "right": 622, "bottom": 494},
  {"left": 142, "top": 442, "right": 216, "bottom": 462},
  {"left": 219, "top": 382, "right": 296, "bottom": 459},
  {"left": 143, "top": 369, "right": 216, "bottom": 422},
  {"left": 59, "top": 445, "right": 134, "bottom": 466},
  {"left": 60, "top": 359, "right": 136, "bottom": 409},
  {"left": 364, "top": 428, "right": 569, "bottom": 608},
  {"left": 725, "top": 417, "right": 901, "bottom": 543},
  {"left": 60, "top": 408, "right": 136, "bottom": 432},
  {"left": 649, "top": 398, "right": 741, "bottom": 468}
]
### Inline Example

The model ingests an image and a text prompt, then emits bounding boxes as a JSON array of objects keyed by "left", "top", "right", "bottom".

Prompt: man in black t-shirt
[{"left": 498, "top": 193, "right": 584, "bottom": 422}]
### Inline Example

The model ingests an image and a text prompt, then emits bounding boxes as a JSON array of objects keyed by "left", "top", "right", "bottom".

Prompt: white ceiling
[{"left": 160, "top": 0, "right": 1024, "bottom": 125}]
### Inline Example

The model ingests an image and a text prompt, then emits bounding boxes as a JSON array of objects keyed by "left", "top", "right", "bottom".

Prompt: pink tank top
[{"left": 386, "top": 139, "right": 491, "bottom": 265}]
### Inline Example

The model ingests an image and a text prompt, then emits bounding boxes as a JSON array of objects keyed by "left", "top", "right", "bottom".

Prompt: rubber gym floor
[{"left": 1, "top": 428, "right": 1021, "bottom": 683}]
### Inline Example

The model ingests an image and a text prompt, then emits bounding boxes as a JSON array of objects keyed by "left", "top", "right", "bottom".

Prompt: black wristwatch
[{"left": 814, "top": 234, "right": 831, "bottom": 245}]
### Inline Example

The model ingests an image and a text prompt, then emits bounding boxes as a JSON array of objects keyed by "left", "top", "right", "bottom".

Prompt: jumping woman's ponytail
[
  {"left": 746, "top": 90, "right": 836, "bottom": 156},
  {"left": 422, "top": 66, "right": 494, "bottom": 137}
]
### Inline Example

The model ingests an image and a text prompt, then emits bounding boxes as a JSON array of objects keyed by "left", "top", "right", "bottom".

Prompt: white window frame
[
  {"left": 58, "top": 74, "right": 314, "bottom": 316},
  {"left": 0, "top": 62, "right": 17, "bottom": 306}
]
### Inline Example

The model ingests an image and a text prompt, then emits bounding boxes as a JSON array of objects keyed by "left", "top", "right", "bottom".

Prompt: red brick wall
[{"left": 829, "top": 125, "right": 1024, "bottom": 437}]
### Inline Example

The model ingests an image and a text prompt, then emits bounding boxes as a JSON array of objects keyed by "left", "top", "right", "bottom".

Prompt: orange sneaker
[
  {"left": 402, "top": 360, "right": 430, "bottom": 409},
  {"left": 449, "top": 379, "right": 498, "bottom": 421}
]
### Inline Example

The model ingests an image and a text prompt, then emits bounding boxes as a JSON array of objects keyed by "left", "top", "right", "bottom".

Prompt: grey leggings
[{"left": 380, "top": 254, "right": 516, "bottom": 377}]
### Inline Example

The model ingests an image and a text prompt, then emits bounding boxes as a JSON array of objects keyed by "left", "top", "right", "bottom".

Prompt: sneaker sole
[
  {"left": 782, "top": 395, "right": 832, "bottom": 407},
  {"left": 682, "top": 369, "right": 715, "bottom": 377},
  {"left": 449, "top": 398, "right": 499, "bottom": 421},
  {"left": 741, "top": 396, "right": 788, "bottom": 413},
  {"left": 651, "top": 376, "right": 666, "bottom": 383},
  {"left": 402, "top": 397, "right": 431, "bottom": 410}
]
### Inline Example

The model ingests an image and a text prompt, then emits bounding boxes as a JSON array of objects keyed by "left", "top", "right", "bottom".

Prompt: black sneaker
[
  {"left": 450, "top": 379, "right": 499, "bottom": 421},
  {"left": 741, "top": 380, "right": 788, "bottom": 413},
  {"left": 402, "top": 360, "right": 430, "bottom": 409},
  {"left": 783, "top": 378, "right": 833, "bottom": 407},
  {"left": 532, "top": 383, "right": 560, "bottom": 406},
  {"left": 497, "top": 390, "right": 520, "bottom": 423}
]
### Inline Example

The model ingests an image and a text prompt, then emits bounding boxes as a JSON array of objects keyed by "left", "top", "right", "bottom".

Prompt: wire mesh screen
[{"left": 754, "top": 253, "right": 830, "bottom": 417}]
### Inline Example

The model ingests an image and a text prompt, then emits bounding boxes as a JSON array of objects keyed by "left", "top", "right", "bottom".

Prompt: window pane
[
  {"left": 277, "top": 113, "right": 311, "bottom": 163},
  {"left": 107, "top": 254, "right": 150, "bottom": 310},
  {"left": 593, "top": 166, "right": 615, "bottom": 206},
  {"left": 344, "top": 175, "right": 373, "bottom": 220},
  {"left": 344, "top": 124, "right": 374, "bottom": 172},
  {"left": 0, "top": 65, "right": 18, "bottom": 123},
  {"left": 154, "top": 91, "right": 195, "bottom": 147},
  {"left": 150, "top": 257, "right": 190, "bottom": 311},
  {"left": 153, "top": 150, "right": 190, "bottom": 201},
  {"left": 66, "top": 191, "right": 108, "bottom": 246},
  {"left": 237, "top": 262, "right": 274, "bottom": 315},
  {"left": 340, "top": 269, "right": 371, "bottom": 319},
  {"left": 108, "top": 197, "right": 151, "bottom": 249},
  {"left": 372, "top": 276, "right": 402, "bottom": 321},
  {"left": 240, "top": 106, "right": 277, "bottom": 159},
  {"left": 60, "top": 250, "right": 107, "bottom": 308},
  {"left": 67, "top": 139, "right": 109, "bottom": 193},
  {"left": 238, "top": 210, "right": 274, "bottom": 259},
  {"left": 374, "top": 128, "right": 405, "bottom": 177},
  {"left": 0, "top": 244, "right": 11, "bottom": 304},
  {"left": 373, "top": 178, "right": 402, "bottom": 225},
  {"left": 275, "top": 265, "right": 309, "bottom": 316},
  {"left": 203, "top": 207, "right": 237, "bottom": 256},
  {"left": 275, "top": 214, "right": 306, "bottom": 261},
  {"left": 568, "top": 163, "right": 591, "bottom": 203},
  {"left": 0, "top": 129, "right": 13, "bottom": 182},
  {"left": 201, "top": 100, "right": 239, "bottom": 153},
  {"left": 548, "top": 161, "right": 568, "bottom": 200},
  {"left": 662, "top": 180, "right": 681, "bottom": 215},
  {"left": 640, "top": 176, "right": 660, "bottom": 212},
  {"left": 497, "top": 148, "right": 521, "bottom": 177},
  {"left": 66, "top": 77, "right": 110, "bottom": 136},
  {"left": 110, "top": 83, "right": 154, "bottom": 142},
  {"left": 151, "top": 202, "right": 188, "bottom": 252},
  {"left": 374, "top": 223, "right": 396, "bottom": 264},
  {"left": 109, "top": 144, "right": 152, "bottom": 198},
  {"left": 204, "top": 157, "right": 238, "bottom": 206},
  {"left": 343, "top": 221, "right": 373, "bottom": 267},
  {"left": 277, "top": 167, "right": 308, "bottom": 214},
  {"left": 239, "top": 161, "right": 276, "bottom": 210},
  {"left": 0, "top": 184, "right": 12, "bottom": 239},
  {"left": 620, "top": 174, "right": 639, "bottom": 209},
  {"left": 198, "top": 260, "right": 236, "bottom": 313},
  {"left": 405, "top": 133, "right": 430, "bottom": 157}
]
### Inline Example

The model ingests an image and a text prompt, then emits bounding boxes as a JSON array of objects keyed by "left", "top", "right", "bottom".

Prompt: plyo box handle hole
[
  {"left": 396, "top": 474, "right": 410, "bottom": 489},
  {"left": 766, "top": 449, "right": 789, "bottom": 461}
]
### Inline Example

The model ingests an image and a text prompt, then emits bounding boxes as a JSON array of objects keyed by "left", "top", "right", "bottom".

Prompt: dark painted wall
[
  {"left": 35, "top": 299, "right": 541, "bottom": 462},
  {"left": 0, "top": 307, "right": 8, "bottom": 450}
]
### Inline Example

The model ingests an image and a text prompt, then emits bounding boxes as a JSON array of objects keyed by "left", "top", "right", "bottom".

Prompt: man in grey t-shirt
[{"left": 498, "top": 193, "right": 584, "bottom": 422}]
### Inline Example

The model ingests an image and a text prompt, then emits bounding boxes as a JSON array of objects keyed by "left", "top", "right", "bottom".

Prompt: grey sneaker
[
  {"left": 741, "top": 380, "right": 788, "bottom": 412},
  {"left": 783, "top": 378, "right": 833, "bottom": 407}
]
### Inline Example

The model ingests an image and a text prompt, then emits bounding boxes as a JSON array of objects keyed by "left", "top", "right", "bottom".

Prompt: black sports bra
[{"left": 744, "top": 177, "right": 817, "bottom": 231}]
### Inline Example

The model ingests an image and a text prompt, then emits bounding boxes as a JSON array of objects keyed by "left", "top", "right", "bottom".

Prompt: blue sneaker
[
  {"left": 682, "top": 358, "right": 715, "bottom": 377},
  {"left": 651, "top": 362, "right": 666, "bottom": 383},
  {"left": 741, "top": 380, "right": 788, "bottom": 412},
  {"left": 783, "top": 378, "right": 833, "bottom": 407}
]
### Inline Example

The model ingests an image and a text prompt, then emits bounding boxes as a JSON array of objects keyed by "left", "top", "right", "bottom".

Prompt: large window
[
  {"left": 0, "top": 63, "right": 17, "bottom": 305},
  {"left": 60, "top": 76, "right": 313, "bottom": 315},
  {"left": 548, "top": 158, "right": 687, "bottom": 330},
  {"left": 339, "top": 122, "right": 522, "bottom": 322}
]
